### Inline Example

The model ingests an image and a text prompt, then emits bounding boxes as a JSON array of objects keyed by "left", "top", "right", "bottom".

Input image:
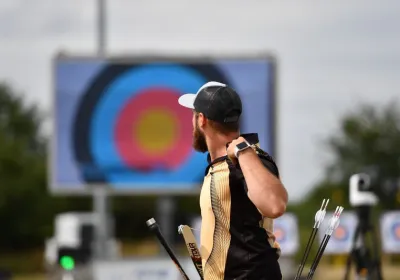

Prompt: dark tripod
[{"left": 343, "top": 206, "right": 383, "bottom": 280}]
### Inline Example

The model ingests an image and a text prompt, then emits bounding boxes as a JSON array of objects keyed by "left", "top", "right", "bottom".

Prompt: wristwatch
[{"left": 234, "top": 140, "right": 252, "bottom": 158}]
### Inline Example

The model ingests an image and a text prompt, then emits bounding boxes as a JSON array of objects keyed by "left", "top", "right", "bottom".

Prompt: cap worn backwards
[{"left": 178, "top": 81, "right": 242, "bottom": 123}]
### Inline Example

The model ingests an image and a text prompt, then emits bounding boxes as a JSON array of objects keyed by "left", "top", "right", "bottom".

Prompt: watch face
[{"left": 236, "top": 142, "right": 249, "bottom": 150}]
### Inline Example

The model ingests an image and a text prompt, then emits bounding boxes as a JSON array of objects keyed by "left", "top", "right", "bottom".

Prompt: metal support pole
[
  {"left": 94, "top": 187, "right": 110, "bottom": 259},
  {"left": 93, "top": 0, "right": 109, "bottom": 260},
  {"left": 157, "top": 196, "right": 175, "bottom": 255},
  {"left": 97, "top": 0, "right": 106, "bottom": 56}
]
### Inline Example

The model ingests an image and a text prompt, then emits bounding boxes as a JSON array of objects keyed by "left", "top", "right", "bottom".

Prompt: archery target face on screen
[
  {"left": 73, "top": 63, "right": 227, "bottom": 186},
  {"left": 52, "top": 56, "right": 276, "bottom": 193}
]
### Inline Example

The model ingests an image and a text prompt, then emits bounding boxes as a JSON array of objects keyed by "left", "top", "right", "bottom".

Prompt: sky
[{"left": 0, "top": 0, "right": 399, "bottom": 202}]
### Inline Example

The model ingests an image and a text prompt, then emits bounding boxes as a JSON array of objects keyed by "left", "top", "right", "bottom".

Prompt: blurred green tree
[
  {"left": 0, "top": 83, "right": 89, "bottom": 251},
  {"left": 292, "top": 101, "right": 400, "bottom": 265},
  {"left": 322, "top": 101, "right": 400, "bottom": 209},
  {"left": 0, "top": 82, "right": 49, "bottom": 250},
  {"left": 299, "top": 101, "right": 400, "bottom": 209}
]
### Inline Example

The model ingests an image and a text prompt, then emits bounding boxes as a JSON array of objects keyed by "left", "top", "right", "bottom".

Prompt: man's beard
[{"left": 192, "top": 122, "right": 208, "bottom": 153}]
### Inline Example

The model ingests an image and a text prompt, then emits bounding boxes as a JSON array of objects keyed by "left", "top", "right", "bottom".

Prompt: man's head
[{"left": 178, "top": 82, "right": 242, "bottom": 153}]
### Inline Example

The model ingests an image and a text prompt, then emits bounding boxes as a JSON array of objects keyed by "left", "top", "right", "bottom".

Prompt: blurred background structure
[{"left": 0, "top": 0, "right": 400, "bottom": 279}]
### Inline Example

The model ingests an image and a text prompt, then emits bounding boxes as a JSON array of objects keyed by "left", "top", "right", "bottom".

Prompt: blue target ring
[{"left": 72, "top": 61, "right": 230, "bottom": 187}]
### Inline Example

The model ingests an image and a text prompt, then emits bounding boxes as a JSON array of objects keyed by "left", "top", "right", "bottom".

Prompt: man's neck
[{"left": 207, "top": 132, "right": 240, "bottom": 162}]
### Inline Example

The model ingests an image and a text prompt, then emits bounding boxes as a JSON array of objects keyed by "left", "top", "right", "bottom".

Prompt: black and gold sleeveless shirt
[{"left": 199, "top": 133, "right": 282, "bottom": 280}]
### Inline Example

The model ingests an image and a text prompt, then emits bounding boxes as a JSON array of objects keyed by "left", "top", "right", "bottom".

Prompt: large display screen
[{"left": 50, "top": 55, "right": 276, "bottom": 194}]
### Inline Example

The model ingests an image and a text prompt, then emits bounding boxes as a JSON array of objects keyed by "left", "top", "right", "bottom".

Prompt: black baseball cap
[{"left": 178, "top": 81, "right": 242, "bottom": 123}]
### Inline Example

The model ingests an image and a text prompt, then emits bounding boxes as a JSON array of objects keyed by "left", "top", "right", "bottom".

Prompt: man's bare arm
[{"left": 238, "top": 148, "right": 288, "bottom": 218}]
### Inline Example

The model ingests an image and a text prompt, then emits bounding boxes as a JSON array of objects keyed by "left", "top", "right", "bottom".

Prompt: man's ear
[{"left": 198, "top": 113, "right": 207, "bottom": 128}]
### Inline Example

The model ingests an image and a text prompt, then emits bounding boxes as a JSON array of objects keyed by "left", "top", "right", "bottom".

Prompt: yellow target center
[{"left": 134, "top": 109, "right": 178, "bottom": 155}]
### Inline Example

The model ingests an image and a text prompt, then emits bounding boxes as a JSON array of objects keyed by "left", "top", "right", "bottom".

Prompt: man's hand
[{"left": 226, "top": 136, "right": 247, "bottom": 163}]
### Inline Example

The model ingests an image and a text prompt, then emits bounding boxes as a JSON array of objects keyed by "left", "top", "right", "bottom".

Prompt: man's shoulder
[
  {"left": 227, "top": 147, "right": 279, "bottom": 179},
  {"left": 253, "top": 146, "right": 280, "bottom": 178},
  {"left": 240, "top": 133, "right": 279, "bottom": 178}
]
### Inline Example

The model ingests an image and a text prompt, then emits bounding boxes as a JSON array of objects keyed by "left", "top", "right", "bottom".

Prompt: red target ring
[{"left": 114, "top": 88, "right": 193, "bottom": 171}]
